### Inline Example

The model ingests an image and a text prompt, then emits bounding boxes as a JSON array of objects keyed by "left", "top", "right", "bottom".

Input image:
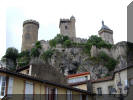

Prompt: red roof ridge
[
  {"left": 91, "top": 76, "right": 112, "bottom": 83},
  {"left": 67, "top": 72, "right": 90, "bottom": 78}
]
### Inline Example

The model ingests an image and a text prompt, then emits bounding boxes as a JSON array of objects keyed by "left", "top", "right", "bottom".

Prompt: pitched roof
[
  {"left": 91, "top": 76, "right": 113, "bottom": 83},
  {"left": 16, "top": 65, "right": 30, "bottom": 72},
  {"left": 91, "top": 66, "right": 133, "bottom": 83},
  {"left": 67, "top": 72, "right": 90, "bottom": 78},
  {"left": 0, "top": 67, "right": 91, "bottom": 94}
]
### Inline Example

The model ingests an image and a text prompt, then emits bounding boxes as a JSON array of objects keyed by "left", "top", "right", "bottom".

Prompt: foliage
[
  {"left": 17, "top": 50, "right": 30, "bottom": 67},
  {"left": 4, "top": 47, "right": 19, "bottom": 61},
  {"left": 30, "top": 41, "right": 42, "bottom": 57},
  {"left": 17, "top": 56, "right": 30, "bottom": 67},
  {"left": 41, "top": 49, "right": 54, "bottom": 61},
  {"left": 63, "top": 40, "right": 72, "bottom": 47},
  {"left": 35, "top": 41, "right": 42, "bottom": 49},
  {"left": 98, "top": 51, "right": 117, "bottom": 71},
  {"left": 49, "top": 39, "right": 57, "bottom": 47},
  {"left": 30, "top": 48, "right": 40, "bottom": 57},
  {"left": 18, "top": 50, "right": 30, "bottom": 58},
  {"left": 1, "top": 47, "right": 19, "bottom": 70},
  {"left": 49, "top": 34, "right": 71, "bottom": 48},
  {"left": 84, "top": 35, "right": 112, "bottom": 55}
]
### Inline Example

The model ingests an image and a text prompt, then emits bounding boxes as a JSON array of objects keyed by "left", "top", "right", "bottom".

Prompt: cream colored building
[
  {"left": 0, "top": 67, "right": 93, "bottom": 100},
  {"left": 92, "top": 67, "right": 128, "bottom": 95}
]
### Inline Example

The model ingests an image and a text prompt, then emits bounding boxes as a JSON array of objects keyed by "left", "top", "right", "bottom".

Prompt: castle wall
[
  {"left": 72, "top": 38, "right": 87, "bottom": 43},
  {"left": 100, "top": 32, "right": 114, "bottom": 44},
  {"left": 40, "top": 40, "right": 50, "bottom": 51},
  {"left": 90, "top": 42, "right": 127, "bottom": 60},
  {"left": 60, "top": 17, "right": 76, "bottom": 38}
]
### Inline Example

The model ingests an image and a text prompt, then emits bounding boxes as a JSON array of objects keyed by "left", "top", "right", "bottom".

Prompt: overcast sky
[{"left": 0, "top": 0, "right": 132, "bottom": 59}]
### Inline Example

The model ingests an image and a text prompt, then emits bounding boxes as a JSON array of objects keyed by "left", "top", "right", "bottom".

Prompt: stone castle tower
[
  {"left": 98, "top": 21, "right": 114, "bottom": 44},
  {"left": 21, "top": 20, "right": 39, "bottom": 51},
  {"left": 59, "top": 16, "right": 76, "bottom": 38}
]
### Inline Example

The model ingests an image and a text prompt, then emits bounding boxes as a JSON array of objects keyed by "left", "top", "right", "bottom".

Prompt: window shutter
[
  {"left": 55, "top": 88, "right": 58, "bottom": 100},
  {"left": 46, "top": 87, "right": 49, "bottom": 100},
  {"left": 80, "top": 94, "right": 82, "bottom": 100},
  {"left": 25, "top": 81, "right": 33, "bottom": 100},
  {"left": 70, "top": 91, "right": 72, "bottom": 100},
  {"left": 7, "top": 77, "right": 14, "bottom": 94},
  {"left": 86, "top": 95, "right": 88, "bottom": 100}
]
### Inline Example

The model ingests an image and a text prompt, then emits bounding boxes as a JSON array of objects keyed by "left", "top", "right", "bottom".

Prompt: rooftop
[
  {"left": 67, "top": 72, "right": 90, "bottom": 78},
  {"left": 0, "top": 67, "right": 91, "bottom": 94}
]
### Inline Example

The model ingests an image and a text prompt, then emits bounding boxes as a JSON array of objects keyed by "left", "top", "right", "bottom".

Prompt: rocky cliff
[{"left": 40, "top": 39, "right": 129, "bottom": 80}]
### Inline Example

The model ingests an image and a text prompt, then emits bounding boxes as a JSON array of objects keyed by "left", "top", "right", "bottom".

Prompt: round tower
[
  {"left": 21, "top": 19, "right": 39, "bottom": 51},
  {"left": 70, "top": 16, "right": 76, "bottom": 38},
  {"left": 98, "top": 21, "right": 114, "bottom": 44}
]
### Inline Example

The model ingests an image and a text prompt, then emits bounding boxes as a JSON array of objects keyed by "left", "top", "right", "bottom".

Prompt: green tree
[
  {"left": 4, "top": 47, "right": 19, "bottom": 61},
  {"left": 41, "top": 49, "right": 54, "bottom": 61},
  {"left": 1, "top": 47, "right": 19, "bottom": 70},
  {"left": 30, "top": 48, "right": 40, "bottom": 57},
  {"left": 49, "top": 39, "right": 57, "bottom": 47},
  {"left": 17, "top": 50, "right": 30, "bottom": 67},
  {"left": 63, "top": 40, "right": 72, "bottom": 47},
  {"left": 30, "top": 41, "right": 42, "bottom": 57},
  {"left": 98, "top": 51, "right": 117, "bottom": 71}
]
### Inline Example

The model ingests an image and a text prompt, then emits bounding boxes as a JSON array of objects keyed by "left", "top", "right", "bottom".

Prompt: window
[
  {"left": 108, "top": 86, "right": 113, "bottom": 95},
  {"left": 25, "top": 81, "right": 33, "bottom": 100},
  {"left": 68, "top": 76, "right": 87, "bottom": 83},
  {"left": 97, "top": 87, "right": 102, "bottom": 96},
  {"left": 46, "top": 87, "right": 57, "bottom": 100},
  {"left": 0, "top": 76, "right": 6, "bottom": 98},
  {"left": 65, "top": 26, "right": 68, "bottom": 29},
  {"left": 25, "top": 33, "right": 30, "bottom": 40},
  {"left": 7, "top": 77, "right": 14, "bottom": 96},
  {"left": 26, "top": 70, "right": 29, "bottom": 75},
  {"left": 67, "top": 90, "right": 72, "bottom": 100}
]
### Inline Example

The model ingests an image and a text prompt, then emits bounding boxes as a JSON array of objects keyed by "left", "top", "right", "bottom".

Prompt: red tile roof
[
  {"left": 67, "top": 72, "right": 90, "bottom": 78},
  {"left": 91, "top": 76, "right": 112, "bottom": 83}
]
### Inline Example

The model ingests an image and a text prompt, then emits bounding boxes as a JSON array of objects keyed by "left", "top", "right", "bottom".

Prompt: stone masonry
[{"left": 21, "top": 20, "right": 39, "bottom": 51}]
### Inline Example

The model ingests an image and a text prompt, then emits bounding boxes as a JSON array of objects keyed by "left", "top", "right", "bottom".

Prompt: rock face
[{"left": 40, "top": 41, "right": 130, "bottom": 80}]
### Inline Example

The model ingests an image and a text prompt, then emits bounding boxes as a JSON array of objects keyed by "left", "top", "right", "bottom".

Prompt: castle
[{"left": 21, "top": 16, "right": 114, "bottom": 51}]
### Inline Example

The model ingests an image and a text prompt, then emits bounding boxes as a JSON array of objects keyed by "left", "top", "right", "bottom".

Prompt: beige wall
[
  {"left": 73, "top": 84, "right": 87, "bottom": 91},
  {"left": 92, "top": 69, "right": 127, "bottom": 94},
  {"left": 0, "top": 72, "right": 92, "bottom": 100}
]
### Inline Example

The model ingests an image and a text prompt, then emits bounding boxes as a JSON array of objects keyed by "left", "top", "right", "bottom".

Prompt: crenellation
[{"left": 59, "top": 16, "right": 76, "bottom": 38}]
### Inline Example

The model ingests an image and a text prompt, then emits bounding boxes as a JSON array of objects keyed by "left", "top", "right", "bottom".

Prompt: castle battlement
[
  {"left": 59, "top": 16, "right": 76, "bottom": 38},
  {"left": 23, "top": 19, "right": 39, "bottom": 28},
  {"left": 72, "top": 37, "right": 87, "bottom": 44}
]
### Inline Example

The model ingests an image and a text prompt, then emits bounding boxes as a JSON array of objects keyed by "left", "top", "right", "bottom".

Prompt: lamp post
[
  {"left": 112, "top": 73, "right": 129, "bottom": 100},
  {"left": 117, "top": 81, "right": 124, "bottom": 100}
]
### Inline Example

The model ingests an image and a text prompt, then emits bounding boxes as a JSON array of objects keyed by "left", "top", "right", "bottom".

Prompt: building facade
[
  {"left": 0, "top": 67, "right": 93, "bottom": 100},
  {"left": 67, "top": 72, "right": 90, "bottom": 91}
]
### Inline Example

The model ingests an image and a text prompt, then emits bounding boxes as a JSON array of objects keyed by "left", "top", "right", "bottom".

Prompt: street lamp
[{"left": 111, "top": 81, "right": 129, "bottom": 100}]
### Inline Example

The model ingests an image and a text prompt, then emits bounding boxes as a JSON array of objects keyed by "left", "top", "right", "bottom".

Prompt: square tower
[
  {"left": 98, "top": 21, "right": 114, "bottom": 44},
  {"left": 59, "top": 16, "right": 76, "bottom": 38}
]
